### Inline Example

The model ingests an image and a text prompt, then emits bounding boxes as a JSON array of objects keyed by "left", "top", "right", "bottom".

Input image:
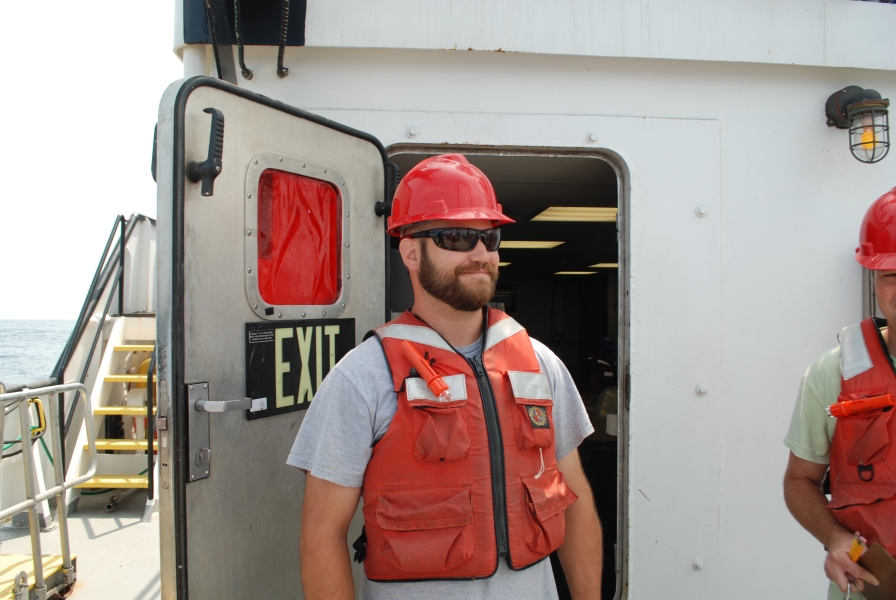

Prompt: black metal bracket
[
  {"left": 205, "top": 0, "right": 238, "bottom": 84},
  {"left": 187, "top": 108, "right": 225, "bottom": 197},
  {"left": 375, "top": 162, "right": 402, "bottom": 216}
]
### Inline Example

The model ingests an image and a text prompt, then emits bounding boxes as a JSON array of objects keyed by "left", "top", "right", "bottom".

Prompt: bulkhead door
[{"left": 155, "top": 77, "right": 387, "bottom": 599}]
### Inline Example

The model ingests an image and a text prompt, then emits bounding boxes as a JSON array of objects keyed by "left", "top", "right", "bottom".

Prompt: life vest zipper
[{"left": 469, "top": 355, "right": 510, "bottom": 559}]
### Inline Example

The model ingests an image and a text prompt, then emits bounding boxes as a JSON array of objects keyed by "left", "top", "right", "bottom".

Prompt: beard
[{"left": 418, "top": 242, "right": 499, "bottom": 312}]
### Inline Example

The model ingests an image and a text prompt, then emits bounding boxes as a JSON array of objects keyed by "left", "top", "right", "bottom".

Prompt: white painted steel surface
[
  {"left": 167, "top": 5, "right": 896, "bottom": 597},
  {"left": 175, "top": 1, "right": 896, "bottom": 71}
]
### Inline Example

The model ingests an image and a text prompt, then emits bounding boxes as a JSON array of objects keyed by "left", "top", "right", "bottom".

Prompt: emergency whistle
[
  {"left": 826, "top": 394, "right": 896, "bottom": 418},
  {"left": 400, "top": 341, "right": 452, "bottom": 402}
]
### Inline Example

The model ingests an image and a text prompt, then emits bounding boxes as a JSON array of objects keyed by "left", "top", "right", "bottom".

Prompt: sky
[{"left": 0, "top": 2, "right": 184, "bottom": 319}]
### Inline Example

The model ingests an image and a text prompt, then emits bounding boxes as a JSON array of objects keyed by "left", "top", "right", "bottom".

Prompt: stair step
[
  {"left": 104, "top": 374, "right": 153, "bottom": 383},
  {"left": 94, "top": 406, "right": 156, "bottom": 417},
  {"left": 114, "top": 344, "right": 155, "bottom": 352},
  {"left": 89, "top": 439, "right": 158, "bottom": 451},
  {"left": 75, "top": 475, "right": 148, "bottom": 489}
]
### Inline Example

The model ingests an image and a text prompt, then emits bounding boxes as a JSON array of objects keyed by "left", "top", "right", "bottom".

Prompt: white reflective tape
[
  {"left": 507, "top": 371, "right": 552, "bottom": 400},
  {"left": 485, "top": 317, "right": 525, "bottom": 351},
  {"left": 839, "top": 323, "right": 874, "bottom": 380},
  {"left": 378, "top": 324, "right": 453, "bottom": 352},
  {"left": 250, "top": 397, "right": 268, "bottom": 412},
  {"left": 406, "top": 374, "right": 468, "bottom": 402}
]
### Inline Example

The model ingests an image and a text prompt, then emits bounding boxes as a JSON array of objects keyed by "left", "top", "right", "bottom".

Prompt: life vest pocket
[
  {"left": 520, "top": 467, "right": 578, "bottom": 555},
  {"left": 406, "top": 375, "right": 471, "bottom": 461},
  {"left": 834, "top": 394, "right": 895, "bottom": 467},
  {"left": 506, "top": 371, "right": 554, "bottom": 450},
  {"left": 829, "top": 494, "right": 896, "bottom": 557},
  {"left": 376, "top": 485, "right": 475, "bottom": 574}
]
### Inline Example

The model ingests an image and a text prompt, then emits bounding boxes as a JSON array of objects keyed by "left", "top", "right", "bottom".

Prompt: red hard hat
[
  {"left": 856, "top": 187, "right": 896, "bottom": 270},
  {"left": 387, "top": 154, "right": 514, "bottom": 236}
]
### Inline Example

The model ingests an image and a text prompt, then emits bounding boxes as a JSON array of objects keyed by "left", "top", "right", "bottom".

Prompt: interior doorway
[{"left": 388, "top": 149, "right": 624, "bottom": 600}]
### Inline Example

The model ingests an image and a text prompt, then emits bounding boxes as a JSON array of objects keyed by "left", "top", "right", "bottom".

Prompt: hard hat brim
[
  {"left": 388, "top": 207, "right": 515, "bottom": 236},
  {"left": 856, "top": 252, "right": 896, "bottom": 270}
]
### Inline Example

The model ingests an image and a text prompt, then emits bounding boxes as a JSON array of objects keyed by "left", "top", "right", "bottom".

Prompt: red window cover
[{"left": 257, "top": 169, "right": 342, "bottom": 305}]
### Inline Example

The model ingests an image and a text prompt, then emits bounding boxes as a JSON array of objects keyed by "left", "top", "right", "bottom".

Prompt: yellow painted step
[
  {"left": 104, "top": 374, "right": 152, "bottom": 384},
  {"left": 88, "top": 439, "right": 157, "bottom": 451},
  {"left": 114, "top": 344, "right": 155, "bottom": 352},
  {"left": 0, "top": 553, "right": 74, "bottom": 598},
  {"left": 94, "top": 406, "right": 156, "bottom": 417},
  {"left": 75, "top": 475, "right": 148, "bottom": 489}
]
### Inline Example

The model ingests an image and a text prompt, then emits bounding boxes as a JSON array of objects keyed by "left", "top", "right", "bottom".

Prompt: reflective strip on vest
[
  {"left": 839, "top": 323, "right": 874, "bottom": 380},
  {"left": 379, "top": 323, "right": 453, "bottom": 352},
  {"left": 485, "top": 317, "right": 525, "bottom": 351},
  {"left": 507, "top": 371, "right": 552, "bottom": 400},
  {"left": 406, "top": 374, "right": 468, "bottom": 402}
]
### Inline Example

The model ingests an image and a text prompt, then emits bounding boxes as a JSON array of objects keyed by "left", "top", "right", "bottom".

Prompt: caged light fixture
[{"left": 826, "top": 86, "right": 890, "bottom": 164}]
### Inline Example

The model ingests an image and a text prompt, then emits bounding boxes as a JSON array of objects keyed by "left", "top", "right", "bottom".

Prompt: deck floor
[{"left": 0, "top": 491, "right": 159, "bottom": 599}]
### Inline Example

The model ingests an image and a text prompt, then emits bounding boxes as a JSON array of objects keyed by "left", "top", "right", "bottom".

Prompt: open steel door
[{"left": 155, "top": 77, "right": 389, "bottom": 599}]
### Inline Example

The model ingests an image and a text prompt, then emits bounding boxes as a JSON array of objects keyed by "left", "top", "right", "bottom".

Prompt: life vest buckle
[{"left": 857, "top": 463, "right": 875, "bottom": 482}]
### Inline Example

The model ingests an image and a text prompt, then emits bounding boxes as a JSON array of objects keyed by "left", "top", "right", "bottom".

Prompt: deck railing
[{"left": 0, "top": 383, "right": 98, "bottom": 599}]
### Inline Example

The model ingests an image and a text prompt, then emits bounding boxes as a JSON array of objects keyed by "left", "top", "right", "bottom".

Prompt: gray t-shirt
[{"left": 287, "top": 332, "right": 594, "bottom": 600}]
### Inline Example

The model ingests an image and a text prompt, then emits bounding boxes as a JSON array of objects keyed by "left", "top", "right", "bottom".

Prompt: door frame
[{"left": 384, "top": 143, "right": 631, "bottom": 600}]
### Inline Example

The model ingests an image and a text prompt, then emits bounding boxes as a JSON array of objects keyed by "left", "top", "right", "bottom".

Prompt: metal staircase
[{"left": 67, "top": 317, "right": 157, "bottom": 520}]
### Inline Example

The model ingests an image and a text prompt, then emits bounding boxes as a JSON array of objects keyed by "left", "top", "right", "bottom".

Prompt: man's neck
[
  {"left": 885, "top": 321, "right": 896, "bottom": 358},
  {"left": 410, "top": 296, "right": 484, "bottom": 348}
]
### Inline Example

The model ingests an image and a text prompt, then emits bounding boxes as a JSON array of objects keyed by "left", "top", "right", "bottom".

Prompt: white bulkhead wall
[{"left": 174, "top": 2, "right": 895, "bottom": 598}]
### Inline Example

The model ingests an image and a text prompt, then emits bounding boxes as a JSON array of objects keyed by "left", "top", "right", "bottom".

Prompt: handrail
[
  {"left": 52, "top": 214, "right": 134, "bottom": 471},
  {"left": 0, "top": 384, "right": 99, "bottom": 518},
  {"left": 52, "top": 215, "right": 124, "bottom": 382},
  {"left": 52, "top": 212, "right": 152, "bottom": 392},
  {"left": 0, "top": 383, "right": 98, "bottom": 594},
  {"left": 62, "top": 264, "right": 122, "bottom": 440}
]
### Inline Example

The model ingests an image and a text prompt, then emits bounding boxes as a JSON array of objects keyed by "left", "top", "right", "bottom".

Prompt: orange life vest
[
  {"left": 830, "top": 318, "right": 896, "bottom": 556},
  {"left": 359, "top": 309, "right": 578, "bottom": 581}
]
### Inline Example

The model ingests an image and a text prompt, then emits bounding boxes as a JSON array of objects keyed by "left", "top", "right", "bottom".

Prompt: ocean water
[{"left": 0, "top": 320, "right": 75, "bottom": 387}]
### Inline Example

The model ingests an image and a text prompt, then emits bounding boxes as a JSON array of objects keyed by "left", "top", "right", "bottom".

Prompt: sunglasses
[{"left": 406, "top": 227, "right": 502, "bottom": 252}]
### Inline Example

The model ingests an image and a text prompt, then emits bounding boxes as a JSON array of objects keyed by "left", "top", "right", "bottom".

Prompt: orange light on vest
[
  {"left": 400, "top": 341, "right": 451, "bottom": 402},
  {"left": 827, "top": 394, "right": 896, "bottom": 418}
]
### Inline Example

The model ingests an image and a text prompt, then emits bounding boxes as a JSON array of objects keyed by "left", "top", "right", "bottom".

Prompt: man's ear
[{"left": 399, "top": 237, "right": 421, "bottom": 273}]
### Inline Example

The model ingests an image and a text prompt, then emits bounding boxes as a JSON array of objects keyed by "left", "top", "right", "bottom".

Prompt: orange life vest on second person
[
  {"left": 359, "top": 309, "right": 578, "bottom": 581},
  {"left": 830, "top": 317, "right": 896, "bottom": 556}
]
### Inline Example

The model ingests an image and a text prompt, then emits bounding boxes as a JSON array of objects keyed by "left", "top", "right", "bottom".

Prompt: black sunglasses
[{"left": 406, "top": 227, "right": 502, "bottom": 252}]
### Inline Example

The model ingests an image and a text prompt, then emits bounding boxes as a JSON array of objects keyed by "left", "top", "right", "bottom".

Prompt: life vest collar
[{"left": 840, "top": 321, "right": 876, "bottom": 380}]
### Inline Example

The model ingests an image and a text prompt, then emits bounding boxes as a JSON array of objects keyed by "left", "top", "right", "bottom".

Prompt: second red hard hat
[
  {"left": 856, "top": 186, "right": 896, "bottom": 270},
  {"left": 387, "top": 154, "right": 515, "bottom": 236}
]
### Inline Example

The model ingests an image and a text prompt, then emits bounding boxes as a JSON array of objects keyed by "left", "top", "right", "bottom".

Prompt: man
[
  {"left": 288, "top": 154, "right": 602, "bottom": 600},
  {"left": 784, "top": 187, "right": 896, "bottom": 599}
]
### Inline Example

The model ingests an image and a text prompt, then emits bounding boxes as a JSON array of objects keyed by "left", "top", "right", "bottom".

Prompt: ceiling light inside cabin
[
  {"left": 589, "top": 263, "right": 619, "bottom": 268},
  {"left": 555, "top": 271, "right": 596, "bottom": 275},
  {"left": 500, "top": 241, "right": 564, "bottom": 249},
  {"left": 532, "top": 207, "right": 618, "bottom": 222}
]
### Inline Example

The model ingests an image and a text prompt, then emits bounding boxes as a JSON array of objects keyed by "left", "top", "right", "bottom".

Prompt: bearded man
[{"left": 288, "top": 154, "right": 603, "bottom": 600}]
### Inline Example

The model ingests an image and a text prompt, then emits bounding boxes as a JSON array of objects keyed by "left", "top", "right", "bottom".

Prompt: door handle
[
  {"left": 186, "top": 383, "right": 267, "bottom": 483},
  {"left": 187, "top": 107, "right": 225, "bottom": 197},
  {"left": 195, "top": 397, "right": 267, "bottom": 413}
]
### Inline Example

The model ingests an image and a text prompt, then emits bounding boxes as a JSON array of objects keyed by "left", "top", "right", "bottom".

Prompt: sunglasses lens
[
  {"left": 434, "top": 229, "right": 475, "bottom": 251},
  {"left": 483, "top": 229, "right": 501, "bottom": 251}
]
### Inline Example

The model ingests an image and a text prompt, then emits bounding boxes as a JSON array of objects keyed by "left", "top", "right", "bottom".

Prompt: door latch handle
[
  {"left": 186, "top": 107, "right": 225, "bottom": 197},
  {"left": 195, "top": 397, "right": 267, "bottom": 413}
]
